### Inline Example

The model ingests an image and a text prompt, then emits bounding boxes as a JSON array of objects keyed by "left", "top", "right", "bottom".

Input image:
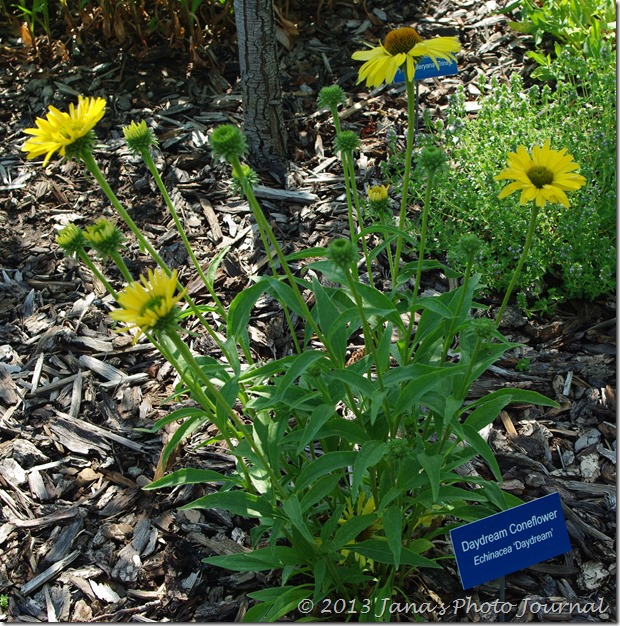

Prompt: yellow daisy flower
[
  {"left": 494, "top": 140, "right": 586, "bottom": 208},
  {"left": 21, "top": 95, "right": 106, "bottom": 165},
  {"left": 110, "top": 268, "right": 185, "bottom": 341},
  {"left": 352, "top": 27, "right": 460, "bottom": 88}
]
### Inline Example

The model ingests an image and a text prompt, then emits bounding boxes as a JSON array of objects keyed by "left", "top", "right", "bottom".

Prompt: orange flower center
[
  {"left": 527, "top": 166, "right": 554, "bottom": 189},
  {"left": 384, "top": 27, "right": 422, "bottom": 55}
]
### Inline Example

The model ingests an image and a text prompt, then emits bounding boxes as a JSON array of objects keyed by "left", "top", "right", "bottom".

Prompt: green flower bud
[
  {"left": 328, "top": 238, "right": 356, "bottom": 268},
  {"left": 209, "top": 125, "right": 248, "bottom": 162},
  {"left": 231, "top": 163, "right": 259, "bottom": 195},
  {"left": 56, "top": 223, "right": 86, "bottom": 256},
  {"left": 317, "top": 85, "right": 346, "bottom": 110},
  {"left": 334, "top": 130, "right": 360, "bottom": 154},
  {"left": 470, "top": 318, "right": 497, "bottom": 340},
  {"left": 84, "top": 218, "right": 124, "bottom": 259},
  {"left": 123, "top": 120, "right": 158, "bottom": 154},
  {"left": 418, "top": 146, "right": 448, "bottom": 175},
  {"left": 456, "top": 234, "right": 482, "bottom": 260},
  {"left": 387, "top": 437, "right": 410, "bottom": 459}
]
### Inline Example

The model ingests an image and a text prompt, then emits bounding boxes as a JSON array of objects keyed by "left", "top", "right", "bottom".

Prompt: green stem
[
  {"left": 344, "top": 270, "right": 384, "bottom": 392},
  {"left": 109, "top": 250, "right": 133, "bottom": 283},
  {"left": 343, "top": 153, "right": 375, "bottom": 288},
  {"left": 164, "top": 329, "right": 287, "bottom": 498},
  {"left": 392, "top": 72, "right": 417, "bottom": 288},
  {"left": 76, "top": 249, "right": 117, "bottom": 298},
  {"left": 230, "top": 156, "right": 333, "bottom": 359},
  {"left": 404, "top": 170, "right": 435, "bottom": 363},
  {"left": 496, "top": 205, "right": 540, "bottom": 326},
  {"left": 82, "top": 152, "right": 234, "bottom": 362},
  {"left": 140, "top": 149, "right": 228, "bottom": 322}
]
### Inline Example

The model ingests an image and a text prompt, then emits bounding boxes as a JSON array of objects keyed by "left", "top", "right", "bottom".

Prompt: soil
[{"left": 0, "top": 0, "right": 616, "bottom": 621}]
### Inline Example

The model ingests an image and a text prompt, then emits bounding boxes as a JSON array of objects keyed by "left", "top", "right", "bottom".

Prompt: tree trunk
[{"left": 233, "top": 0, "right": 288, "bottom": 182}]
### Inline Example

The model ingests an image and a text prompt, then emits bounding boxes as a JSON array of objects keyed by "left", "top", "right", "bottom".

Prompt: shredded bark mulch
[{"left": 0, "top": 0, "right": 615, "bottom": 621}]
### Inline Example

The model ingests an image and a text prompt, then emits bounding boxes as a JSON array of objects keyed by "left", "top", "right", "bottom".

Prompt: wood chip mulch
[{"left": 0, "top": 0, "right": 615, "bottom": 621}]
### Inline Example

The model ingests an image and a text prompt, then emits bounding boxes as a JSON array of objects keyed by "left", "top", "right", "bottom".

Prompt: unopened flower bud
[
  {"left": 328, "top": 238, "right": 356, "bottom": 268},
  {"left": 209, "top": 125, "right": 248, "bottom": 162},
  {"left": 84, "top": 218, "right": 124, "bottom": 259},
  {"left": 367, "top": 184, "right": 390, "bottom": 212},
  {"left": 456, "top": 234, "right": 482, "bottom": 260},
  {"left": 56, "top": 223, "right": 86, "bottom": 256},
  {"left": 123, "top": 120, "right": 158, "bottom": 154},
  {"left": 470, "top": 318, "right": 497, "bottom": 340},
  {"left": 317, "top": 85, "right": 346, "bottom": 110},
  {"left": 334, "top": 130, "right": 360, "bottom": 154},
  {"left": 419, "top": 146, "right": 448, "bottom": 175}
]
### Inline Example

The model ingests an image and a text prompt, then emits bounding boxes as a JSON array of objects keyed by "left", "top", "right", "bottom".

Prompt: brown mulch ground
[{"left": 0, "top": 0, "right": 616, "bottom": 621}]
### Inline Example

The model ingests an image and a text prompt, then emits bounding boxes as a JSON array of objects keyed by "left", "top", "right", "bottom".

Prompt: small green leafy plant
[
  {"left": 21, "top": 25, "right": 580, "bottom": 620},
  {"left": 503, "top": 0, "right": 616, "bottom": 78},
  {"left": 383, "top": 49, "right": 615, "bottom": 313}
]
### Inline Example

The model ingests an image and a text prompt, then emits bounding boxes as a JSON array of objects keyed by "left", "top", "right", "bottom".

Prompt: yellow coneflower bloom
[
  {"left": 494, "top": 140, "right": 585, "bottom": 208},
  {"left": 110, "top": 268, "right": 185, "bottom": 341},
  {"left": 21, "top": 95, "right": 106, "bottom": 165},
  {"left": 352, "top": 27, "right": 460, "bottom": 87}
]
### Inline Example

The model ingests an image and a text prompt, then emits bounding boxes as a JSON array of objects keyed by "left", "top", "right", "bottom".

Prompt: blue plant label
[
  {"left": 394, "top": 56, "right": 458, "bottom": 83},
  {"left": 450, "top": 492, "right": 572, "bottom": 589}
]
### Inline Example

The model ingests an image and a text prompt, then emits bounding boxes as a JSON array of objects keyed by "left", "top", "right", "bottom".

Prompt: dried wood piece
[
  {"left": 41, "top": 516, "right": 84, "bottom": 567},
  {"left": 54, "top": 411, "right": 152, "bottom": 453},
  {"left": 20, "top": 549, "right": 80, "bottom": 596},
  {"left": 0, "top": 363, "right": 20, "bottom": 404},
  {"left": 8, "top": 506, "right": 79, "bottom": 529},
  {"left": 78, "top": 354, "right": 126, "bottom": 382},
  {"left": 48, "top": 419, "right": 110, "bottom": 457},
  {"left": 252, "top": 184, "right": 319, "bottom": 204}
]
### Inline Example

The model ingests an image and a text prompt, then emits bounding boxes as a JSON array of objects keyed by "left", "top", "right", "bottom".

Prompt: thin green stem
[
  {"left": 76, "top": 249, "right": 117, "bottom": 297},
  {"left": 109, "top": 250, "right": 133, "bottom": 283},
  {"left": 140, "top": 149, "right": 228, "bottom": 322},
  {"left": 164, "top": 330, "right": 287, "bottom": 499},
  {"left": 230, "top": 156, "right": 333, "bottom": 359},
  {"left": 392, "top": 73, "right": 417, "bottom": 288},
  {"left": 82, "top": 152, "right": 234, "bottom": 362},
  {"left": 404, "top": 170, "right": 435, "bottom": 363},
  {"left": 496, "top": 205, "right": 540, "bottom": 326}
]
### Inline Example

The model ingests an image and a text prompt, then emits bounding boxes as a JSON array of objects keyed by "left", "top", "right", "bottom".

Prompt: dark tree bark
[{"left": 233, "top": 0, "right": 288, "bottom": 182}]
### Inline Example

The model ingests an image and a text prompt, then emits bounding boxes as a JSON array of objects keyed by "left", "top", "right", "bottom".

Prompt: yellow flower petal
[{"left": 495, "top": 142, "right": 585, "bottom": 208}]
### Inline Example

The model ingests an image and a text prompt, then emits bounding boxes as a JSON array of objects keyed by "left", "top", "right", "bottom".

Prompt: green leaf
[
  {"left": 416, "top": 453, "right": 444, "bottom": 503},
  {"left": 283, "top": 494, "right": 315, "bottom": 545},
  {"left": 350, "top": 539, "right": 440, "bottom": 568},
  {"left": 332, "top": 514, "right": 378, "bottom": 551},
  {"left": 143, "top": 468, "right": 240, "bottom": 490},
  {"left": 312, "top": 277, "right": 347, "bottom": 363},
  {"left": 296, "top": 403, "right": 338, "bottom": 454},
  {"left": 143, "top": 406, "right": 208, "bottom": 433},
  {"left": 228, "top": 280, "right": 268, "bottom": 340},
  {"left": 295, "top": 451, "right": 357, "bottom": 492},
  {"left": 352, "top": 441, "right": 387, "bottom": 499},
  {"left": 382, "top": 506, "right": 402, "bottom": 568},
  {"left": 181, "top": 491, "right": 278, "bottom": 519},
  {"left": 271, "top": 350, "right": 327, "bottom": 405},
  {"left": 206, "top": 546, "right": 308, "bottom": 572},
  {"left": 244, "top": 585, "right": 315, "bottom": 622},
  {"left": 206, "top": 245, "right": 230, "bottom": 288},
  {"left": 299, "top": 474, "right": 341, "bottom": 513}
]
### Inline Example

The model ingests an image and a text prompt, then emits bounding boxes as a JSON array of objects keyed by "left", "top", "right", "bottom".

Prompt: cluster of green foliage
[
  {"left": 383, "top": 45, "right": 615, "bottom": 313},
  {"left": 503, "top": 0, "right": 616, "bottom": 79}
]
